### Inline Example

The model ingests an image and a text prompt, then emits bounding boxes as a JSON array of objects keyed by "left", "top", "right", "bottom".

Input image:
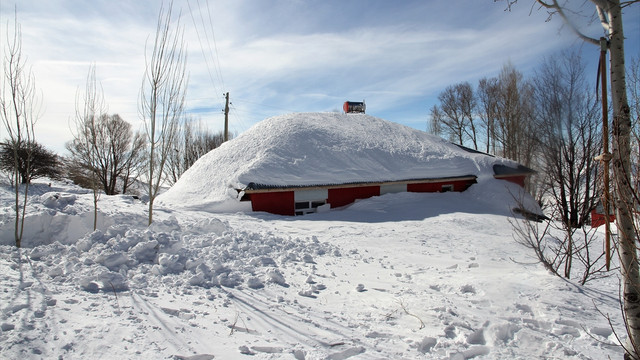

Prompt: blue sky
[{"left": 0, "top": 0, "right": 638, "bottom": 153}]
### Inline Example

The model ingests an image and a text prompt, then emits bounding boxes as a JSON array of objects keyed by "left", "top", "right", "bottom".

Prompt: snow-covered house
[{"left": 159, "top": 112, "right": 534, "bottom": 216}]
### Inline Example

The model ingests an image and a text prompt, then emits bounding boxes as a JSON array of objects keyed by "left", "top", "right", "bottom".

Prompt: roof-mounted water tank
[{"left": 343, "top": 100, "right": 366, "bottom": 114}]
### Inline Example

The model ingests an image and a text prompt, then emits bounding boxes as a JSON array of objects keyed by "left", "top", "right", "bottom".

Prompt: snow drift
[{"left": 158, "top": 112, "right": 528, "bottom": 210}]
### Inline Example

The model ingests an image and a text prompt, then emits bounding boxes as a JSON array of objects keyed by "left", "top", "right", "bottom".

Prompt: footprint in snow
[
  {"left": 515, "top": 303, "right": 534, "bottom": 315},
  {"left": 460, "top": 284, "right": 476, "bottom": 294}
]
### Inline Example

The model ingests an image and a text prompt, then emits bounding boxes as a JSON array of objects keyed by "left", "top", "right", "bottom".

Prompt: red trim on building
[
  {"left": 250, "top": 191, "right": 295, "bottom": 216},
  {"left": 328, "top": 186, "right": 380, "bottom": 208}
]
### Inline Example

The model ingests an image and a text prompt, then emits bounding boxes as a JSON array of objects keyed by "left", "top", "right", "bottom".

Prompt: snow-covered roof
[{"left": 158, "top": 112, "right": 526, "bottom": 208}]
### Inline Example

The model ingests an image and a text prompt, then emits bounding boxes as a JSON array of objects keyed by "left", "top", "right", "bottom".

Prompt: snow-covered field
[
  {"left": 0, "top": 113, "right": 627, "bottom": 359},
  {"left": 0, "top": 178, "right": 625, "bottom": 359}
]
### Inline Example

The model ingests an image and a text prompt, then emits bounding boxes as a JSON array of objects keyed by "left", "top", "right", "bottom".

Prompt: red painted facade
[
  {"left": 328, "top": 186, "right": 380, "bottom": 208},
  {"left": 245, "top": 174, "right": 534, "bottom": 216},
  {"left": 246, "top": 177, "right": 481, "bottom": 216},
  {"left": 250, "top": 191, "right": 295, "bottom": 215}
]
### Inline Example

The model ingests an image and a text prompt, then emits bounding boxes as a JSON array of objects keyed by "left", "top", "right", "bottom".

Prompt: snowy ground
[{"left": 0, "top": 178, "right": 626, "bottom": 359}]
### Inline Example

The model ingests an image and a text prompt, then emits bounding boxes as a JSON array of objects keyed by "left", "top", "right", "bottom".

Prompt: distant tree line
[{"left": 164, "top": 117, "right": 230, "bottom": 186}]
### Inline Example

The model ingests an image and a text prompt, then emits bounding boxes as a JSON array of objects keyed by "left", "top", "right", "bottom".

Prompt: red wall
[
  {"left": 328, "top": 186, "right": 380, "bottom": 208},
  {"left": 250, "top": 191, "right": 295, "bottom": 215},
  {"left": 249, "top": 178, "right": 477, "bottom": 215}
]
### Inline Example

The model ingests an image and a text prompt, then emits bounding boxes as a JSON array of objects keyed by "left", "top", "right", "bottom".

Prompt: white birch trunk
[{"left": 605, "top": 2, "right": 640, "bottom": 356}]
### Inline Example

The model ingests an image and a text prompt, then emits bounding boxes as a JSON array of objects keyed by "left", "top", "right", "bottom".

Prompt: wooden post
[{"left": 224, "top": 92, "right": 229, "bottom": 142}]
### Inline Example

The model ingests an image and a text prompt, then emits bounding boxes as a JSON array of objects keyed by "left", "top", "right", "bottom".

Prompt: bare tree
[
  {"left": 457, "top": 82, "right": 479, "bottom": 150},
  {"left": 494, "top": 63, "right": 537, "bottom": 167},
  {"left": 477, "top": 77, "right": 500, "bottom": 154},
  {"left": 428, "top": 104, "right": 443, "bottom": 136},
  {"left": 0, "top": 11, "right": 40, "bottom": 248},
  {"left": 120, "top": 129, "right": 146, "bottom": 195},
  {"left": 511, "top": 210, "right": 611, "bottom": 286},
  {"left": 139, "top": 1, "right": 187, "bottom": 225},
  {"left": 431, "top": 65, "right": 537, "bottom": 183},
  {"left": 504, "top": 1, "right": 640, "bottom": 356},
  {"left": 71, "top": 65, "right": 106, "bottom": 231},
  {"left": 67, "top": 113, "right": 146, "bottom": 195},
  {"left": 431, "top": 82, "right": 479, "bottom": 148},
  {"left": 533, "top": 51, "right": 602, "bottom": 278},
  {"left": 0, "top": 141, "right": 62, "bottom": 183}
]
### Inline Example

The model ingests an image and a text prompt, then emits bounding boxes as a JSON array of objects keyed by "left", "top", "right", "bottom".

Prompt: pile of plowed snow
[{"left": 25, "top": 215, "right": 338, "bottom": 294}]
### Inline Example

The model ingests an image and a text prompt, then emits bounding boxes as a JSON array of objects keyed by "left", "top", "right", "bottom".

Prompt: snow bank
[
  {"left": 0, "top": 182, "right": 148, "bottom": 247},
  {"left": 158, "top": 112, "right": 523, "bottom": 209}
]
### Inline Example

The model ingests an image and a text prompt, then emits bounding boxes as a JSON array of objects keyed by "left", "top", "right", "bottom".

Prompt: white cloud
[{"left": 1, "top": 0, "right": 635, "bottom": 153}]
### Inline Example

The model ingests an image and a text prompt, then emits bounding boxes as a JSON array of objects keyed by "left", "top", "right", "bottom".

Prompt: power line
[
  {"left": 186, "top": 0, "right": 222, "bottom": 100},
  {"left": 229, "top": 103, "right": 250, "bottom": 134},
  {"left": 202, "top": 0, "right": 226, "bottom": 91},
  {"left": 187, "top": 0, "right": 251, "bottom": 135}
]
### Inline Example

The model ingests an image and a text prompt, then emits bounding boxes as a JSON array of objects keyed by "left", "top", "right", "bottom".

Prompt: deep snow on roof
[{"left": 159, "top": 112, "right": 523, "bottom": 208}]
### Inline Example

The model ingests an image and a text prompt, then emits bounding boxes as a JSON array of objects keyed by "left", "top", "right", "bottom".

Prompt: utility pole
[{"left": 224, "top": 92, "right": 229, "bottom": 142}]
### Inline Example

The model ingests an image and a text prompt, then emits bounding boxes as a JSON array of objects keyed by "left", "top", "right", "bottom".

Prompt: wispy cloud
[{"left": 0, "top": 0, "right": 636, "bottom": 153}]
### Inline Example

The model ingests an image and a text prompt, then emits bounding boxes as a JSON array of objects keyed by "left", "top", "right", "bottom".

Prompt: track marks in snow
[{"left": 0, "top": 252, "right": 62, "bottom": 358}]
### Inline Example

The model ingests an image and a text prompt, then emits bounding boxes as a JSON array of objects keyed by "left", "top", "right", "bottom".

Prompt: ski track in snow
[{"left": 0, "top": 178, "right": 626, "bottom": 359}]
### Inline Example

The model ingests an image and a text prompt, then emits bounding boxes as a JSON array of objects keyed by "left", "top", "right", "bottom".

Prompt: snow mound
[
  {"left": 159, "top": 112, "right": 522, "bottom": 209},
  {"left": 25, "top": 216, "right": 338, "bottom": 293},
  {"left": 0, "top": 181, "right": 147, "bottom": 247}
]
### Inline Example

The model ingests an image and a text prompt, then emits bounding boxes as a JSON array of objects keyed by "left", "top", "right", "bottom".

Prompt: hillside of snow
[
  {"left": 0, "top": 177, "right": 625, "bottom": 359},
  {"left": 158, "top": 112, "right": 526, "bottom": 210}
]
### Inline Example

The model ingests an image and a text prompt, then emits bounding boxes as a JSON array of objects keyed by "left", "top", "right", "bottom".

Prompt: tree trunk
[
  {"left": 93, "top": 188, "right": 98, "bottom": 231},
  {"left": 607, "top": 2, "right": 640, "bottom": 355}
]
